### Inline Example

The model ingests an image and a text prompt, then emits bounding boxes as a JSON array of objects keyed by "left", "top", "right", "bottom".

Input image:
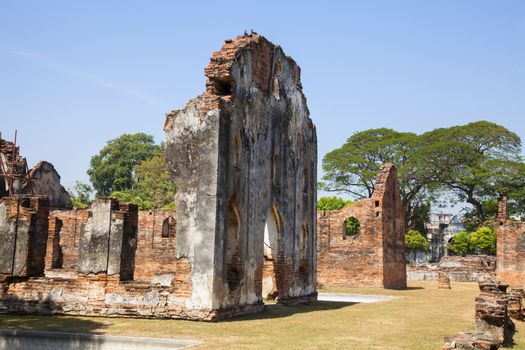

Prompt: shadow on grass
[
  {"left": 0, "top": 294, "right": 108, "bottom": 335},
  {"left": 0, "top": 314, "right": 109, "bottom": 350},
  {"left": 403, "top": 287, "right": 424, "bottom": 290},
  {"left": 0, "top": 314, "right": 108, "bottom": 334},
  {"left": 226, "top": 301, "right": 357, "bottom": 322}
]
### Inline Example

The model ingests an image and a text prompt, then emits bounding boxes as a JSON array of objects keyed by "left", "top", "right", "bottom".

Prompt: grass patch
[{"left": 0, "top": 281, "right": 524, "bottom": 349}]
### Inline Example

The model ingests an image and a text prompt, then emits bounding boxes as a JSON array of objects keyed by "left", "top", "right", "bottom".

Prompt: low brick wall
[{"left": 408, "top": 255, "right": 496, "bottom": 282}]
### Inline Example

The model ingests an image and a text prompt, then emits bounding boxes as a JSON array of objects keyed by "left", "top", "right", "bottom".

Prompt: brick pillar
[
  {"left": 78, "top": 198, "right": 138, "bottom": 280},
  {"left": 0, "top": 196, "right": 49, "bottom": 277}
]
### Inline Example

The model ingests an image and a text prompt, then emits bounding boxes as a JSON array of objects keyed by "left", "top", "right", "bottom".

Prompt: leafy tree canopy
[
  {"left": 320, "top": 128, "right": 431, "bottom": 230},
  {"left": 344, "top": 217, "right": 360, "bottom": 236},
  {"left": 109, "top": 149, "right": 176, "bottom": 210},
  {"left": 317, "top": 196, "right": 352, "bottom": 211},
  {"left": 68, "top": 181, "right": 93, "bottom": 209},
  {"left": 414, "top": 121, "right": 525, "bottom": 224},
  {"left": 88, "top": 133, "right": 161, "bottom": 196},
  {"left": 405, "top": 229, "right": 430, "bottom": 252},
  {"left": 448, "top": 231, "right": 473, "bottom": 256},
  {"left": 470, "top": 226, "right": 496, "bottom": 255},
  {"left": 133, "top": 151, "right": 176, "bottom": 209},
  {"left": 321, "top": 121, "right": 525, "bottom": 230}
]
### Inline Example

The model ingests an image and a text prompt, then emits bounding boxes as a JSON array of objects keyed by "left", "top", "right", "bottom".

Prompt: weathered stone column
[
  {"left": 0, "top": 195, "right": 49, "bottom": 277},
  {"left": 78, "top": 198, "right": 138, "bottom": 281}
]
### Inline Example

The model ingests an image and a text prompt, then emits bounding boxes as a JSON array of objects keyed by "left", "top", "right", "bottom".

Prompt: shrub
[
  {"left": 405, "top": 229, "right": 430, "bottom": 253},
  {"left": 317, "top": 196, "right": 352, "bottom": 211},
  {"left": 470, "top": 226, "right": 496, "bottom": 255},
  {"left": 344, "top": 217, "right": 360, "bottom": 236}
]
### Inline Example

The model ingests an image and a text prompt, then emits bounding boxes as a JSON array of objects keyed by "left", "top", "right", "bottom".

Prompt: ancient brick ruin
[
  {"left": 496, "top": 197, "right": 525, "bottom": 287},
  {"left": 0, "top": 33, "right": 317, "bottom": 321},
  {"left": 0, "top": 196, "right": 50, "bottom": 278},
  {"left": 316, "top": 163, "right": 406, "bottom": 289},
  {"left": 443, "top": 278, "right": 519, "bottom": 350},
  {"left": 164, "top": 33, "right": 317, "bottom": 313},
  {"left": 0, "top": 134, "right": 71, "bottom": 209},
  {"left": 438, "top": 271, "right": 451, "bottom": 289},
  {"left": 408, "top": 255, "right": 496, "bottom": 282}
]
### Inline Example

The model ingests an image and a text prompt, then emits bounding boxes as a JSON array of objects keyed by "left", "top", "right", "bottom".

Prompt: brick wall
[
  {"left": 0, "top": 196, "right": 49, "bottom": 277},
  {"left": 0, "top": 203, "right": 202, "bottom": 320},
  {"left": 134, "top": 210, "right": 177, "bottom": 282},
  {"left": 496, "top": 197, "right": 525, "bottom": 287},
  {"left": 317, "top": 164, "right": 406, "bottom": 289},
  {"left": 45, "top": 209, "right": 88, "bottom": 274}
]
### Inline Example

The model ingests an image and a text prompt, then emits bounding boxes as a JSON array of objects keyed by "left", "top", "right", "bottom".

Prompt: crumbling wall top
[{"left": 372, "top": 163, "right": 397, "bottom": 200}]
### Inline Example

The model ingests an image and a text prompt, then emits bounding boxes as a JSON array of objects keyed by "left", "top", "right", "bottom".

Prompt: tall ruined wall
[
  {"left": 164, "top": 33, "right": 317, "bottom": 314},
  {"left": 373, "top": 164, "right": 406, "bottom": 289},
  {"left": 496, "top": 197, "right": 525, "bottom": 287},
  {"left": 317, "top": 164, "right": 406, "bottom": 289}
]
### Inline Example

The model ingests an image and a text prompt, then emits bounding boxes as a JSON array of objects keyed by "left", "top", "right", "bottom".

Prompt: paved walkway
[
  {"left": 0, "top": 329, "right": 201, "bottom": 350},
  {"left": 317, "top": 292, "right": 398, "bottom": 303}
]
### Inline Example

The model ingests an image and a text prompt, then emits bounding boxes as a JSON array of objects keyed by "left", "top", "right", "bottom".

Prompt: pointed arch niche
[{"left": 262, "top": 205, "right": 283, "bottom": 302}]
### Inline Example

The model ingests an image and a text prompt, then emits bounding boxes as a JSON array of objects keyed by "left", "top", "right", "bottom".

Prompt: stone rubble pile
[{"left": 443, "top": 278, "right": 520, "bottom": 349}]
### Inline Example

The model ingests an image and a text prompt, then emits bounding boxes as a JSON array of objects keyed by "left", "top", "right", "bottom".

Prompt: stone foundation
[{"left": 408, "top": 255, "right": 496, "bottom": 282}]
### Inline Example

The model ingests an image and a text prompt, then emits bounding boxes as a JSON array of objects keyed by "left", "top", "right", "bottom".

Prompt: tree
[
  {"left": 134, "top": 151, "right": 176, "bottom": 209},
  {"left": 415, "top": 121, "right": 524, "bottom": 226},
  {"left": 320, "top": 128, "right": 432, "bottom": 230},
  {"left": 68, "top": 181, "right": 93, "bottom": 209},
  {"left": 344, "top": 217, "right": 361, "bottom": 236},
  {"left": 88, "top": 133, "right": 161, "bottom": 196},
  {"left": 317, "top": 196, "right": 352, "bottom": 211},
  {"left": 110, "top": 149, "right": 176, "bottom": 210},
  {"left": 470, "top": 226, "right": 496, "bottom": 255},
  {"left": 405, "top": 229, "right": 430, "bottom": 261},
  {"left": 111, "top": 190, "right": 154, "bottom": 210},
  {"left": 448, "top": 231, "right": 473, "bottom": 256}
]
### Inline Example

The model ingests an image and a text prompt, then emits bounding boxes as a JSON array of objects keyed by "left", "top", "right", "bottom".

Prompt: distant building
[{"left": 426, "top": 212, "right": 466, "bottom": 262}]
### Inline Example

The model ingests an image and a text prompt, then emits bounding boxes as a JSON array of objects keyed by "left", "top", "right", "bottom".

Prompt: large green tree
[
  {"left": 414, "top": 121, "right": 525, "bottom": 225},
  {"left": 470, "top": 226, "right": 496, "bottom": 255},
  {"left": 321, "top": 128, "right": 431, "bottom": 230},
  {"left": 111, "top": 149, "right": 176, "bottom": 210},
  {"left": 321, "top": 122, "right": 525, "bottom": 231},
  {"left": 405, "top": 229, "right": 430, "bottom": 261},
  {"left": 448, "top": 231, "right": 473, "bottom": 256},
  {"left": 88, "top": 133, "right": 161, "bottom": 196}
]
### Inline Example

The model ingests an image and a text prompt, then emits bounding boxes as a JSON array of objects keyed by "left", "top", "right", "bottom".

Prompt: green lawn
[{"left": 1, "top": 281, "right": 524, "bottom": 349}]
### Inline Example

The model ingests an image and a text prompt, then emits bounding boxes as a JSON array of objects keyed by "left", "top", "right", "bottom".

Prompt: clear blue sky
[{"left": 1, "top": 1, "right": 524, "bottom": 194}]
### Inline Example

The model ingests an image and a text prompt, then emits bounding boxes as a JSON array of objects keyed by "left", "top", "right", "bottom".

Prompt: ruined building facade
[
  {"left": 0, "top": 34, "right": 317, "bottom": 321},
  {"left": 164, "top": 33, "right": 317, "bottom": 313},
  {"left": 316, "top": 164, "right": 406, "bottom": 289},
  {"left": 496, "top": 197, "right": 525, "bottom": 287},
  {"left": 0, "top": 134, "right": 71, "bottom": 209}
]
